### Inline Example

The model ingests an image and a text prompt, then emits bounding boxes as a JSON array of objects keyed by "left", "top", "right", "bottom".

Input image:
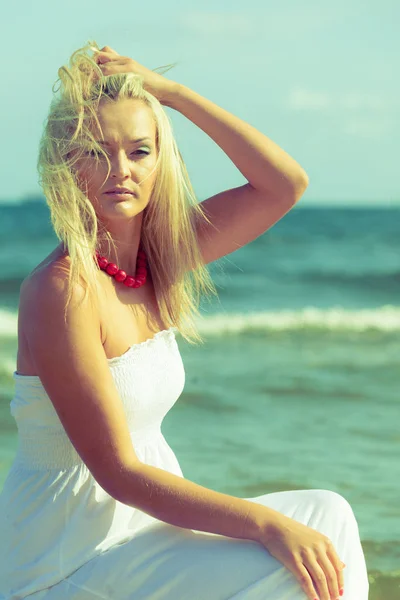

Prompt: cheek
[
  {"left": 74, "top": 169, "right": 87, "bottom": 192},
  {"left": 81, "top": 165, "right": 107, "bottom": 190},
  {"left": 144, "top": 170, "right": 158, "bottom": 193},
  {"left": 74, "top": 170, "right": 102, "bottom": 199},
  {"left": 144, "top": 157, "right": 159, "bottom": 184},
  {"left": 133, "top": 164, "right": 156, "bottom": 189}
]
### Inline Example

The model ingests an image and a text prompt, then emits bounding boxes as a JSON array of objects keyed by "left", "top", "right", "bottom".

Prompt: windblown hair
[{"left": 37, "top": 40, "right": 220, "bottom": 346}]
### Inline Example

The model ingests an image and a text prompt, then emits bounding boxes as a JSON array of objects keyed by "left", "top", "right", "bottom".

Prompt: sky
[{"left": 2, "top": 0, "right": 399, "bottom": 206}]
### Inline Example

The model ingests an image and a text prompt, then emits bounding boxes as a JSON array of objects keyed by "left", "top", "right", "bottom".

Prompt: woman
[{"left": 0, "top": 41, "right": 369, "bottom": 599}]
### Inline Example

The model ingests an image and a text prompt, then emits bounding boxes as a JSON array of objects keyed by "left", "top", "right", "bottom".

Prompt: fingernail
[{"left": 339, "top": 589, "right": 344, "bottom": 596}]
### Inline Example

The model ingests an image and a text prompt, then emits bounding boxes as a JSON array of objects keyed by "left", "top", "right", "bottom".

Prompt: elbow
[
  {"left": 290, "top": 173, "right": 309, "bottom": 204},
  {"left": 300, "top": 172, "right": 310, "bottom": 189},
  {"left": 98, "top": 458, "right": 145, "bottom": 505}
]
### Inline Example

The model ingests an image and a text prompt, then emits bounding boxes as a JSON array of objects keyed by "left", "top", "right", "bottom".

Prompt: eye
[
  {"left": 84, "top": 149, "right": 102, "bottom": 157},
  {"left": 84, "top": 148, "right": 150, "bottom": 158}
]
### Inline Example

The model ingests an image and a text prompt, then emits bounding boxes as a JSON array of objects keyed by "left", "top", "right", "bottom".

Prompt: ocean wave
[
  {"left": 195, "top": 306, "right": 400, "bottom": 333},
  {"left": 0, "top": 308, "right": 18, "bottom": 337},
  {"left": 2, "top": 305, "right": 400, "bottom": 340}
]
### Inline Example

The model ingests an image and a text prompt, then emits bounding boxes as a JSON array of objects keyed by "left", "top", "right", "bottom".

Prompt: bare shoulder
[
  {"left": 20, "top": 245, "right": 74, "bottom": 319},
  {"left": 17, "top": 251, "right": 140, "bottom": 500},
  {"left": 20, "top": 251, "right": 101, "bottom": 373},
  {"left": 18, "top": 249, "right": 77, "bottom": 373},
  {"left": 21, "top": 249, "right": 91, "bottom": 313},
  {"left": 19, "top": 248, "right": 100, "bottom": 356}
]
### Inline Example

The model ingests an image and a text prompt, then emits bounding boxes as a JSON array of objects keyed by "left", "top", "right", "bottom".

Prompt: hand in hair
[{"left": 91, "top": 45, "right": 178, "bottom": 105}]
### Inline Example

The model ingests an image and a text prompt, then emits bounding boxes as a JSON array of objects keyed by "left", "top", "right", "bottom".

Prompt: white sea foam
[
  {"left": 2, "top": 305, "right": 400, "bottom": 342},
  {"left": 195, "top": 305, "right": 400, "bottom": 334},
  {"left": 0, "top": 308, "right": 17, "bottom": 337}
]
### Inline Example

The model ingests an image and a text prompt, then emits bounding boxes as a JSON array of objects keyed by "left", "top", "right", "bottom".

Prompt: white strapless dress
[{"left": 0, "top": 327, "right": 369, "bottom": 599}]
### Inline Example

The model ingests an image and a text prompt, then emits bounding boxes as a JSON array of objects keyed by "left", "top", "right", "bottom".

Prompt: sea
[{"left": 0, "top": 199, "right": 399, "bottom": 599}]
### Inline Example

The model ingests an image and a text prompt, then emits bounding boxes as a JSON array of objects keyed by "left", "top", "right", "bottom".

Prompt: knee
[{"left": 313, "top": 489, "right": 357, "bottom": 522}]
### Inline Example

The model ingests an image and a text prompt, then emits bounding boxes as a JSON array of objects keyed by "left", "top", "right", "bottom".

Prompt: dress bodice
[{"left": 10, "top": 327, "right": 185, "bottom": 470}]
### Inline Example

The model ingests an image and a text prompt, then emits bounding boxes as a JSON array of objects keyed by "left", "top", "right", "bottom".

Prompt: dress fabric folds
[{"left": 0, "top": 327, "right": 369, "bottom": 599}]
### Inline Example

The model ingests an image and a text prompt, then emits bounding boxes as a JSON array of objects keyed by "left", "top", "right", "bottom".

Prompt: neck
[
  {"left": 57, "top": 242, "right": 143, "bottom": 277},
  {"left": 98, "top": 243, "right": 141, "bottom": 275},
  {"left": 97, "top": 213, "right": 144, "bottom": 274}
]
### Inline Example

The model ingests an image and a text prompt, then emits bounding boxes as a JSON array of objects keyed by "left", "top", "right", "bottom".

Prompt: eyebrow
[{"left": 95, "top": 137, "right": 152, "bottom": 146}]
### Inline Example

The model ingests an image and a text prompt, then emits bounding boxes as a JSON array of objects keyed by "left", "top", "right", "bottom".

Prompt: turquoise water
[{"left": 0, "top": 201, "right": 399, "bottom": 597}]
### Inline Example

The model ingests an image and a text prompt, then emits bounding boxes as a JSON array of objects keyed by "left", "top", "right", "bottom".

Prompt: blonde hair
[{"left": 37, "top": 40, "right": 220, "bottom": 346}]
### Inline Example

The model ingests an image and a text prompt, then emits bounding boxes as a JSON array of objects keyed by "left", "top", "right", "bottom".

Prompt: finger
[
  {"left": 326, "top": 548, "right": 346, "bottom": 595},
  {"left": 305, "top": 560, "right": 330, "bottom": 600},
  {"left": 94, "top": 52, "right": 113, "bottom": 65},
  {"left": 97, "top": 63, "right": 130, "bottom": 78},
  {"left": 293, "top": 561, "right": 320, "bottom": 600},
  {"left": 317, "top": 554, "right": 340, "bottom": 599},
  {"left": 101, "top": 45, "right": 120, "bottom": 55},
  {"left": 97, "top": 60, "right": 127, "bottom": 74}
]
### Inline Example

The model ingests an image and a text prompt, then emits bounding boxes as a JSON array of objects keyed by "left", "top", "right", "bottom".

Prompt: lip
[
  {"left": 104, "top": 187, "right": 134, "bottom": 195},
  {"left": 105, "top": 190, "right": 134, "bottom": 194},
  {"left": 105, "top": 191, "right": 134, "bottom": 195},
  {"left": 106, "top": 192, "right": 134, "bottom": 200}
]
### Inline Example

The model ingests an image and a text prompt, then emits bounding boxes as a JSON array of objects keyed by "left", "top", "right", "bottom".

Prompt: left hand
[{"left": 91, "top": 45, "right": 178, "bottom": 105}]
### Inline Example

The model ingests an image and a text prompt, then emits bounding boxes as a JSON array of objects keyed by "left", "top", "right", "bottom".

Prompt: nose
[{"left": 109, "top": 152, "right": 132, "bottom": 178}]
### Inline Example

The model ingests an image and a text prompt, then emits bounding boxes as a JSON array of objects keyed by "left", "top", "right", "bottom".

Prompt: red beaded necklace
[{"left": 94, "top": 247, "right": 148, "bottom": 288}]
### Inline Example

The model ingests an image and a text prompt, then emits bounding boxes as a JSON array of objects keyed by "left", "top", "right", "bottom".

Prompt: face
[{"left": 74, "top": 98, "right": 158, "bottom": 223}]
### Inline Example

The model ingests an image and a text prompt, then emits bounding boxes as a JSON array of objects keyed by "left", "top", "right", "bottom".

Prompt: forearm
[
  {"left": 164, "top": 82, "right": 309, "bottom": 198},
  {"left": 114, "top": 462, "right": 282, "bottom": 543}
]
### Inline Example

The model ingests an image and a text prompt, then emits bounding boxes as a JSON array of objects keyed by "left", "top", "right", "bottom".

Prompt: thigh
[
  {"left": 29, "top": 518, "right": 306, "bottom": 600},
  {"left": 28, "top": 488, "right": 368, "bottom": 600}
]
